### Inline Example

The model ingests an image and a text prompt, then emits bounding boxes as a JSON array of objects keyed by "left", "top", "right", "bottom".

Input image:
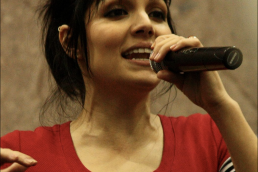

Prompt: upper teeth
[{"left": 124, "top": 48, "right": 152, "bottom": 56}]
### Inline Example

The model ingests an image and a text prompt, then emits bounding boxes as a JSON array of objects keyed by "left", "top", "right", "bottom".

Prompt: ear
[
  {"left": 58, "top": 25, "right": 83, "bottom": 60},
  {"left": 58, "top": 25, "right": 72, "bottom": 56},
  {"left": 58, "top": 24, "right": 70, "bottom": 46}
]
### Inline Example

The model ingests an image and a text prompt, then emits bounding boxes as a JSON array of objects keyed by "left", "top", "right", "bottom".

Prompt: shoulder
[
  {"left": 159, "top": 113, "right": 213, "bottom": 132},
  {"left": 1, "top": 122, "right": 71, "bottom": 150},
  {"left": 1, "top": 122, "right": 73, "bottom": 171},
  {"left": 159, "top": 114, "right": 231, "bottom": 171},
  {"left": 159, "top": 113, "right": 223, "bottom": 145},
  {"left": 159, "top": 113, "right": 211, "bottom": 123}
]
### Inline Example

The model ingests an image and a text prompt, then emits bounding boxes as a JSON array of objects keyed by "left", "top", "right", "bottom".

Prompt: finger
[
  {"left": 1, "top": 162, "right": 28, "bottom": 172},
  {"left": 150, "top": 37, "right": 172, "bottom": 60},
  {"left": 150, "top": 35, "right": 183, "bottom": 61},
  {"left": 151, "top": 34, "right": 173, "bottom": 48},
  {"left": 153, "top": 39, "right": 183, "bottom": 63},
  {"left": 170, "top": 36, "right": 203, "bottom": 51},
  {"left": 0, "top": 148, "right": 37, "bottom": 167},
  {"left": 157, "top": 70, "right": 185, "bottom": 90}
]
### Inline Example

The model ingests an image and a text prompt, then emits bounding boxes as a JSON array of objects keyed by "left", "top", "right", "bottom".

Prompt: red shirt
[{"left": 1, "top": 114, "right": 232, "bottom": 171}]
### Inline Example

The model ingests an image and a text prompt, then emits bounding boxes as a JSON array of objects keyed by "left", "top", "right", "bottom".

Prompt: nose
[{"left": 130, "top": 12, "right": 155, "bottom": 38}]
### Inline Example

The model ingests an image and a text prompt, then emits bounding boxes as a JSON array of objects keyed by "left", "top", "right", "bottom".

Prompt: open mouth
[{"left": 122, "top": 48, "right": 152, "bottom": 60}]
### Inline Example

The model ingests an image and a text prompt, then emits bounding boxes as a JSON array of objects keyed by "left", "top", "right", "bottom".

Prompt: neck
[{"left": 70, "top": 82, "right": 160, "bottom": 147}]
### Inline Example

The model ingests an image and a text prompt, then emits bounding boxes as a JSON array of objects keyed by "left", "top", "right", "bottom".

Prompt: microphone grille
[{"left": 149, "top": 59, "right": 164, "bottom": 73}]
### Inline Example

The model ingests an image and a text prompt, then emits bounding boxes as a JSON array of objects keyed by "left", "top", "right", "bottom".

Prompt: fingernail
[
  {"left": 151, "top": 42, "right": 155, "bottom": 49},
  {"left": 154, "top": 53, "right": 160, "bottom": 60},
  {"left": 150, "top": 52, "right": 156, "bottom": 60},
  {"left": 170, "top": 44, "right": 177, "bottom": 50},
  {"left": 25, "top": 158, "right": 37, "bottom": 165},
  {"left": 149, "top": 53, "right": 153, "bottom": 60}
]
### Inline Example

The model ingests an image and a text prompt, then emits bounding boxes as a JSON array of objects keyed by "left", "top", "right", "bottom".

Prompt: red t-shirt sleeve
[
  {"left": 167, "top": 114, "right": 233, "bottom": 171},
  {"left": 208, "top": 116, "right": 231, "bottom": 169},
  {"left": 1, "top": 130, "right": 21, "bottom": 150}
]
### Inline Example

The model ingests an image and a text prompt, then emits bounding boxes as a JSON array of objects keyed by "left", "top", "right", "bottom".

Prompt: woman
[{"left": 1, "top": 0, "right": 257, "bottom": 171}]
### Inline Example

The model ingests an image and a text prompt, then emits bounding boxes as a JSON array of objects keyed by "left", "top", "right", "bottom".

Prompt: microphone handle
[{"left": 150, "top": 46, "right": 243, "bottom": 73}]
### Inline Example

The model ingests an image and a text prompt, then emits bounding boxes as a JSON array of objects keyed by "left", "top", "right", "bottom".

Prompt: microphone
[{"left": 150, "top": 46, "right": 243, "bottom": 73}]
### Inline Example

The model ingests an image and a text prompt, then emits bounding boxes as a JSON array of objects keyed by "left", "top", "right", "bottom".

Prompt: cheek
[
  {"left": 156, "top": 23, "right": 172, "bottom": 35},
  {"left": 87, "top": 23, "right": 125, "bottom": 53},
  {"left": 86, "top": 23, "right": 126, "bottom": 74}
]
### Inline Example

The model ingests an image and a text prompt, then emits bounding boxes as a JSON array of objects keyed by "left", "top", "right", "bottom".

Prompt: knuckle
[
  {"left": 155, "top": 34, "right": 170, "bottom": 42},
  {"left": 193, "top": 39, "right": 202, "bottom": 46},
  {"left": 160, "top": 44, "right": 170, "bottom": 52},
  {"left": 12, "top": 150, "right": 20, "bottom": 155},
  {"left": 155, "top": 36, "right": 163, "bottom": 41},
  {"left": 179, "top": 36, "right": 185, "bottom": 39},
  {"left": 177, "top": 37, "right": 186, "bottom": 43},
  {"left": 155, "top": 41, "right": 163, "bottom": 49},
  {"left": 177, "top": 39, "right": 187, "bottom": 46}
]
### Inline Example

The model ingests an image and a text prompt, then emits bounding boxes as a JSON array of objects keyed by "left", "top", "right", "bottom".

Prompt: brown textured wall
[{"left": 1, "top": 0, "right": 257, "bottom": 136}]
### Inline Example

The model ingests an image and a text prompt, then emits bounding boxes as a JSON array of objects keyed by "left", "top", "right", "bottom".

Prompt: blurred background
[{"left": 1, "top": 0, "right": 257, "bottom": 136}]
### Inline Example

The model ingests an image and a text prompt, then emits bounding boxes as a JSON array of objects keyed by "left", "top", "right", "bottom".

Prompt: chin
[{"left": 128, "top": 75, "right": 161, "bottom": 93}]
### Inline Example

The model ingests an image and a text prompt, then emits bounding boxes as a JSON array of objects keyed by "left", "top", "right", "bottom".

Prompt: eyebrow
[
  {"left": 101, "top": 0, "right": 169, "bottom": 4},
  {"left": 98, "top": 0, "right": 169, "bottom": 10},
  {"left": 150, "top": 0, "right": 169, "bottom": 3}
]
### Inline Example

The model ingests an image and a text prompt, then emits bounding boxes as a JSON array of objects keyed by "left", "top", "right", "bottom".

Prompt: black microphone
[{"left": 150, "top": 46, "right": 243, "bottom": 73}]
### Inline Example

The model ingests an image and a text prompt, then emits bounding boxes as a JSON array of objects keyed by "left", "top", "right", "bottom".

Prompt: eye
[
  {"left": 149, "top": 11, "right": 166, "bottom": 21},
  {"left": 104, "top": 9, "right": 128, "bottom": 18}
]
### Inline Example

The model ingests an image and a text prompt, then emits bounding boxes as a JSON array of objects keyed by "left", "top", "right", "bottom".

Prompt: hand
[
  {"left": 150, "top": 34, "right": 232, "bottom": 112},
  {"left": 0, "top": 148, "right": 37, "bottom": 172}
]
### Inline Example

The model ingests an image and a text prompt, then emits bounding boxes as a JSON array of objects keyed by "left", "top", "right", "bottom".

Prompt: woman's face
[{"left": 85, "top": 0, "right": 172, "bottom": 92}]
